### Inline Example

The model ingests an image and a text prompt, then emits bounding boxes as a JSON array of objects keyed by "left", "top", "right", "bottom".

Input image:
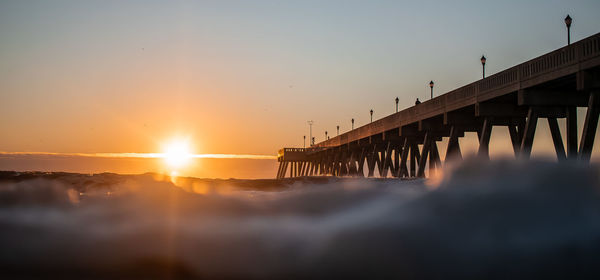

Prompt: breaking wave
[{"left": 1, "top": 159, "right": 599, "bottom": 279}]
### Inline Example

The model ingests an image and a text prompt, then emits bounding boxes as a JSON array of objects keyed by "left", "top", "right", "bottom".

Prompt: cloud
[{"left": 0, "top": 151, "right": 276, "bottom": 160}]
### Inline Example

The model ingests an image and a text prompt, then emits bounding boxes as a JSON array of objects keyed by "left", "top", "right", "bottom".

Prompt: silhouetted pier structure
[{"left": 277, "top": 32, "right": 600, "bottom": 178}]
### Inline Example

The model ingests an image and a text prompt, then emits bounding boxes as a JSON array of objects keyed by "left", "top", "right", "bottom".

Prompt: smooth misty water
[{"left": 1, "top": 159, "right": 600, "bottom": 279}]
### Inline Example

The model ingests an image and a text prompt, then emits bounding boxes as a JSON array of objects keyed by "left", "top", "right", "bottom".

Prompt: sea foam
[{"left": 0, "top": 160, "right": 599, "bottom": 279}]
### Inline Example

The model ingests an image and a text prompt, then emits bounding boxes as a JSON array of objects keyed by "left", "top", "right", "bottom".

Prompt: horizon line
[{"left": 0, "top": 151, "right": 277, "bottom": 160}]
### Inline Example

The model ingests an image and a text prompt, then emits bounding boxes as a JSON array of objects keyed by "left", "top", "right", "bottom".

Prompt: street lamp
[
  {"left": 325, "top": 131, "right": 328, "bottom": 140},
  {"left": 370, "top": 109, "right": 373, "bottom": 123},
  {"left": 481, "top": 55, "right": 486, "bottom": 79},
  {"left": 307, "top": 120, "right": 314, "bottom": 146},
  {"left": 429, "top": 81, "right": 434, "bottom": 99},
  {"left": 303, "top": 135, "right": 306, "bottom": 148},
  {"left": 336, "top": 125, "right": 339, "bottom": 136},
  {"left": 395, "top": 97, "right": 399, "bottom": 112},
  {"left": 565, "top": 15, "right": 572, "bottom": 45},
  {"left": 351, "top": 118, "right": 354, "bottom": 130}
]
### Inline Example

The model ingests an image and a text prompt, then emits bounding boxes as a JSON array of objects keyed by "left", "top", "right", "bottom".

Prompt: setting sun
[{"left": 162, "top": 139, "right": 193, "bottom": 168}]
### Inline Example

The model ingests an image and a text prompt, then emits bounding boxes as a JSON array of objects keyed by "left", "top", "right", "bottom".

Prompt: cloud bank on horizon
[{"left": 0, "top": 151, "right": 276, "bottom": 160}]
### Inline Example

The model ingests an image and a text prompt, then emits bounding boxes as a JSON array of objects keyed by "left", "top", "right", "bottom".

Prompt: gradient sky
[{"left": 1, "top": 0, "right": 600, "bottom": 177}]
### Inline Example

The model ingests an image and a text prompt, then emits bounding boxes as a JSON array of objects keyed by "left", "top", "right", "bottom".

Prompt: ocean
[{"left": 1, "top": 159, "right": 599, "bottom": 279}]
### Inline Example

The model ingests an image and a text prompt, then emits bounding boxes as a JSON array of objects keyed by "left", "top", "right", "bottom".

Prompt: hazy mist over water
[
  {"left": 1, "top": 159, "right": 599, "bottom": 279},
  {"left": 0, "top": 153, "right": 278, "bottom": 179}
]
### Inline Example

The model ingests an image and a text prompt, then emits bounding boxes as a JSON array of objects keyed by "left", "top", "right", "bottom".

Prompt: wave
[{"left": 0, "top": 160, "right": 599, "bottom": 279}]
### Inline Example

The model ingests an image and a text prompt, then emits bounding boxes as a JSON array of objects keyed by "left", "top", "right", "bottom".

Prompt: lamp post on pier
[
  {"left": 370, "top": 109, "right": 373, "bottom": 123},
  {"left": 429, "top": 81, "right": 434, "bottom": 99},
  {"left": 336, "top": 125, "right": 339, "bottom": 136},
  {"left": 565, "top": 15, "right": 572, "bottom": 45},
  {"left": 303, "top": 135, "right": 306, "bottom": 148},
  {"left": 351, "top": 118, "right": 354, "bottom": 130},
  {"left": 307, "top": 120, "right": 314, "bottom": 146},
  {"left": 325, "top": 131, "right": 328, "bottom": 140},
  {"left": 395, "top": 97, "right": 399, "bottom": 112},
  {"left": 481, "top": 55, "right": 486, "bottom": 79}
]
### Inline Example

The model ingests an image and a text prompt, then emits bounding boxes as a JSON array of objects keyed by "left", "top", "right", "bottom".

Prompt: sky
[{"left": 1, "top": 0, "right": 599, "bottom": 177}]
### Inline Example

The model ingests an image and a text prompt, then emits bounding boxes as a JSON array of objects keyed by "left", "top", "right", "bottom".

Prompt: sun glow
[{"left": 162, "top": 139, "right": 193, "bottom": 168}]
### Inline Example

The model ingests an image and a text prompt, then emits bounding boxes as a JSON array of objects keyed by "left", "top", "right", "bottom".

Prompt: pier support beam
[
  {"left": 358, "top": 147, "right": 366, "bottom": 177},
  {"left": 508, "top": 124, "right": 522, "bottom": 158},
  {"left": 393, "top": 144, "right": 401, "bottom": 177},
  {"left": 566, "top": 106, "right": 578, "bottom": 159},
  {"left": 278, "top": 162, "right": 283, "bottom": 179},
  {"left": 547, "top": 117, "right": 567, "bottom": 161},
  {"left": 446, "top": 126, "right": 462, "bottom": 163},
  {"left": 478, "top": 117, "right": 493, "bottom": 159},
  {"left": 579, "top": 90, "right": 600, "bottom": 162},
  {"left": 417, "top": 132, "right": 432, "bottom": 177},
  {"left": 429, "top": 141, "right": 441, "bottom": 176},
  {"left": 367, "top": 145, "right": 377, "bottom": 177},
  {"left": 399, "top": 138, "right": 410, "bottom": 177},
  {"left": 520, "top": 108, "right": 539, "bottom": 159},
  {"left": 281, "top": 162, "right": 287, "bottom": 178},
  {"left": 410, "top": 141, "right": 420, "bottom": 177}
]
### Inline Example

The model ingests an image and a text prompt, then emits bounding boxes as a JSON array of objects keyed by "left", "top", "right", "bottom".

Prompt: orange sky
[{"left": 1, "top": 1, "right": 599, "bottom": 178}]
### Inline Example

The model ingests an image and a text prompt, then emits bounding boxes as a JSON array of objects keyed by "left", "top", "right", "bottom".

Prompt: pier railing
[{"left": 312, "top": 32, "right": 600, "bottom": 148}]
